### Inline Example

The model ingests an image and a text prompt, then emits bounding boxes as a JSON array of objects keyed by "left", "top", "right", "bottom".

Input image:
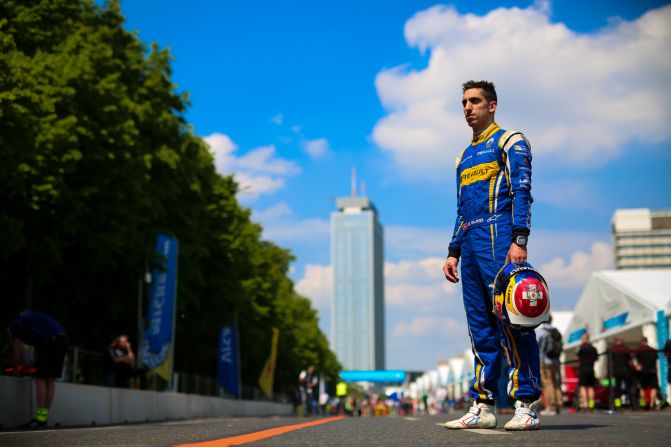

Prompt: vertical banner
[
  {"left": 218, "top": 324, "right": 241, "bottom": 397},
  {"left": 258, "top": 327, "right": 280, "bottom": 398},
  {"left": 140, "top": 233, "right": 179, "bottom": 385},
  {"left": 656, "top": 310, "right": 669, "bottom": 399}
]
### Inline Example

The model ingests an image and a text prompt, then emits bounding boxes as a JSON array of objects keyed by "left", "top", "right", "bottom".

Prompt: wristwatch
[{"left": 514, "top": 235, "right": 528, "bottom": 247}]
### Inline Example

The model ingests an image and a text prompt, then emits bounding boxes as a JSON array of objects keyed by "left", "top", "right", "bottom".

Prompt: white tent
[
  {"left": 563, "top": 269, "right": 671, "bottom": 380},
  {"left": 409, "top": 382, "right": 418, "bottom": 399},
  {"left": 429, "top": 370, "right": 439, "bottom": 390},
  {"left": 438, "top": 363, "right": 450, "bottom": 387},
  {"left": 448, "top": 357, "right": 465, "bottom": 401},
  {"left": 421, "top": 373, "right": 431, "bottom": 393},
  {"left": 550, "top": 310, "right": 573, "bottom": 337},
  {"left": 565, "top": 269, "right": 671, "bottom": 346},
  {"left": 461, "top": 349, "right": 475, "bottom": 399}
]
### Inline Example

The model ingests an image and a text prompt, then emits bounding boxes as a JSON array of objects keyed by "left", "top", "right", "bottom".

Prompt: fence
[{"left": 52, "top": 346, "right": 289, "bottom": 403}]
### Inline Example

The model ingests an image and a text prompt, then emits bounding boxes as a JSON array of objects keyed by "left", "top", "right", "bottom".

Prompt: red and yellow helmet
[{"left": 493, "top": 262, "right": 550, "bottom": 329}]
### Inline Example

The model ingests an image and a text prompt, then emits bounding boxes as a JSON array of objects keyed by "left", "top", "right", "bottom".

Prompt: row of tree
[{"left": 0, "top": 0, "right": 340, "bottom": 395}]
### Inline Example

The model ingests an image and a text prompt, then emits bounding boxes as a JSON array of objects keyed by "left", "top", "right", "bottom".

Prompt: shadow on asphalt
[{"left": 540, "top": 424, "right": 610, "bottom": 431}]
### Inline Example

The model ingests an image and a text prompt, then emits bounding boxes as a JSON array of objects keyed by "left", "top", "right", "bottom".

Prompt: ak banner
[
  {"left": 258, "top": 327, "right": 279, "bottom": 398},
  {"left": 217, "top": 324, "right": 241, "bottom": 397},
  {"left": 140, "top": 233, "right": 179, "bottom": 384}
]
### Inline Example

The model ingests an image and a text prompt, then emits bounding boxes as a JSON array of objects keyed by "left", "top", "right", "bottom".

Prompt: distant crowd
[{"left": 537, "top": 316, "right": 670, "bottom": 412}]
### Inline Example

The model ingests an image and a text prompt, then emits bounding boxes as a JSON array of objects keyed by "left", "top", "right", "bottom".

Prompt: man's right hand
[{"left": 443, "top": 257, "right": 459, "bottom": 283}]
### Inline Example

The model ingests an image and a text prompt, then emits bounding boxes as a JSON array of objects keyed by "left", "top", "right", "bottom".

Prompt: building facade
[
  {"left": 331, "top": 196, "right": 385, "bottom": 370},
  {"left": 612, "top": 208, "right": 671, "bottom": 269}
]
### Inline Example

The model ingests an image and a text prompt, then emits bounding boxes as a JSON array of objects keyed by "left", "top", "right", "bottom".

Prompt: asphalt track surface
[{"left": 1, "top": 410, "right": 670, "bottom": 446}]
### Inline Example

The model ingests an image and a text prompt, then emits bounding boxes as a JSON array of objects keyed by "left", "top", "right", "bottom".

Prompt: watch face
[{"left": 515, "top": 236, "right": 527, "bottom": 246}]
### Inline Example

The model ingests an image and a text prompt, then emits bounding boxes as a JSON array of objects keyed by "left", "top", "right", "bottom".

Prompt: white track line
[{"left": 434, "top": 423, "right": 510, "bottom": 435}]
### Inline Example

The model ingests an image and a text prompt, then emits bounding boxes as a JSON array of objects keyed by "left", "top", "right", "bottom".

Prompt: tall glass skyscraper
[{"left": 331, "top": 196, "right": 385, "bottom": 370}]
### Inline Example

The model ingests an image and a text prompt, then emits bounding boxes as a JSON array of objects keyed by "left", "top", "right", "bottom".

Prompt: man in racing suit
[{"left": 443, "top": 80, "right": 542, "bottom": 431}]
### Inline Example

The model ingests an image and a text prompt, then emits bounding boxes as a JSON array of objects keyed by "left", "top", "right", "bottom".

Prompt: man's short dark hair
[{"left": 462, "top": 80, "right": 497, "bottom": 103}]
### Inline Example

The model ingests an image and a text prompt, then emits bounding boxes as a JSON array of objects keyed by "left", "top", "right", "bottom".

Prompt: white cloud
[
  {"left": 291, "top": 256, "right": 462, "bottom": 334},
  {"left": 303, "top": 138, "right": 330, "bottom": 159},
  {"left": 234, "top": 172, "right": 285, "bottom": 197},
  {"left": 235, "top": 145, "right": 300, "bottom": 176},
  {"left": 385, "top": 257, "right": 446, "bottom": 285},
  {"left": 386, "top": 225, "right": 452, "bottom": 258},
  {"left": 373, "top": 4, "right": 671, "bottom": 174},
  {"left": 251, "top": 202, "right": 329, "bottom": 244},
  {"left": 532, "top": 176, "right": 597, "bottom": 209},
  {"left": 385, "top": 257, "right": 459, "bottom": 309},
  {"left": 204, "top": 133, "right": 300, "bottom": 199},
  {"left": 382, "top": 224, "right": 612, "bottom": 312},
  {"left": 540, "top": 241, "right": 613, "bottom": 288},
  {"left": 393, "top": 316, "right": 466, "bottom": 337},
  {"left": 382, "top": 238, "right": 611, "bottom": 366},
  {"left": 270, "top": 113, "right": 283, "bottom": 125},
  {"left": 295, "top": 263, "right": 332, "bottom": 313},
  {"left": 206, "top": 132, "right": 237, "bottom": 173},
  {"left": 253, "top": 202, "right": 293, "bottom": 221}
]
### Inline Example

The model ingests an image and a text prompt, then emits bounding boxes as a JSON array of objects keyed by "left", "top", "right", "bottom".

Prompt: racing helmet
[{"left": 492, "top": 262, "right": 550, "bottom": 329}]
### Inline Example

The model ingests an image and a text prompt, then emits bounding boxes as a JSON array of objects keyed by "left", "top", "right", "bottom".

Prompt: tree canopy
[{"left": 0, "top": 0, "right": 340, "bottom": 395}]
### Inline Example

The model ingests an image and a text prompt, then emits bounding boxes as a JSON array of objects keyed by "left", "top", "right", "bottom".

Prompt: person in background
[
  {"left": 298, "top": 365, "right": 319, "bottom": 416},
  {"left": 610, "top": 336, "right": 634, "bottom": 408},
  {"left": 6, "top": 310, "right": 68, "bottom": 428},
  {"left": 537, "top": 314, "right": 563, "bottom": 415},
  {"left": 575, "top": 332, "right": 599, "bottom": 411},
  {"left": 103, "top": 335, "right": 143, "bottom": 388},
  {"left": 634, "top": 337, "right": 659, "bottom": 410}
]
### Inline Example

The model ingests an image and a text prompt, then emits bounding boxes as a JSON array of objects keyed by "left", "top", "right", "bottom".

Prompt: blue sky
[{"left": 121, "top": 0, "right": 671, "bottom": 370}]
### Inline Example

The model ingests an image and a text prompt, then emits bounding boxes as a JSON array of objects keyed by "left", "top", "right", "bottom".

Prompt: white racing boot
[
  {"left": 504, "top": 399, "right": 541, "bottom": 431},
  {"left": 443, "top": 401, "right": 497, "bottom": 429}
]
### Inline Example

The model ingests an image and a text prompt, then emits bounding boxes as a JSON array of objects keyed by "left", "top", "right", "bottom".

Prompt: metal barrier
[
  {"left": 62, "top": 347, "right": 105, "bottom": 385},
  {"left": 57, "top": 346, "right": 289, "bottom": 403}
]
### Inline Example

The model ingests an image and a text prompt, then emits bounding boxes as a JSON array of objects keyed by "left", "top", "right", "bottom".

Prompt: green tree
[{"left": 0, "top": 0, "right": 340, "bottom": 394}]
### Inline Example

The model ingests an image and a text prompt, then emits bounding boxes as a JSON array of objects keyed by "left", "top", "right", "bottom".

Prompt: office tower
[
  {"left": 612, "top": 208, "right": 671, "bottom": 269},
  {"left": 331, "top": 194, "right": 385, "bottom": 370}
]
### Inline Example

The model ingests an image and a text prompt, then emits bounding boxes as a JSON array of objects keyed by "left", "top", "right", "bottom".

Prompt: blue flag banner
[
  {"left": 656, "top": 310, "right": 669, "bottom": 399},
  {"left": 218, "top": 324, "right": 240, "bottom": 397},
  {"left": 140, "top": 233, "right": 179, "bottom": 383}
]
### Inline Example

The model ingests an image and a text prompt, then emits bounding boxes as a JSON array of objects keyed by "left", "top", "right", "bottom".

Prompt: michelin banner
[
  {"left": 218, "top": 324, "right": 241, "bottom": 397},
  {"left": 140, "top": 233, "right": 179, "bottom": 384}
]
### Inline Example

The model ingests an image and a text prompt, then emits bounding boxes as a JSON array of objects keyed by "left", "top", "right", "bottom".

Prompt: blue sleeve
[
  {"left": 500, "top": 132, "right": 533, "bottom": 238},
  {"left": 448, "top": 158, "right": 464, "bottom": 259}
]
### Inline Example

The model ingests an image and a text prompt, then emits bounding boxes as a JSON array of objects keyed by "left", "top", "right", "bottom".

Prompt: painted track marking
[
  {"left": 173, "top": 416, "right": 346, "bottom": 447},
  {"left": 435, "top": 423, "right": 510, "bottom": 435}
]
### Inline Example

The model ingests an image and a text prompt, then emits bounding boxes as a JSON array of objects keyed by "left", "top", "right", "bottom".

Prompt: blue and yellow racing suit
[{"left": 448, "top": 122, "right": 541, "bottom": 402}]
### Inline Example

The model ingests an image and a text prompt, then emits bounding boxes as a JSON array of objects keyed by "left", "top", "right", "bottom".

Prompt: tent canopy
[
  {"left": 564, "top": 269, "right": 671, "bottom": 347},
  {"left": 550, "top": 310, "right": 573, "bottom": 336}
]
